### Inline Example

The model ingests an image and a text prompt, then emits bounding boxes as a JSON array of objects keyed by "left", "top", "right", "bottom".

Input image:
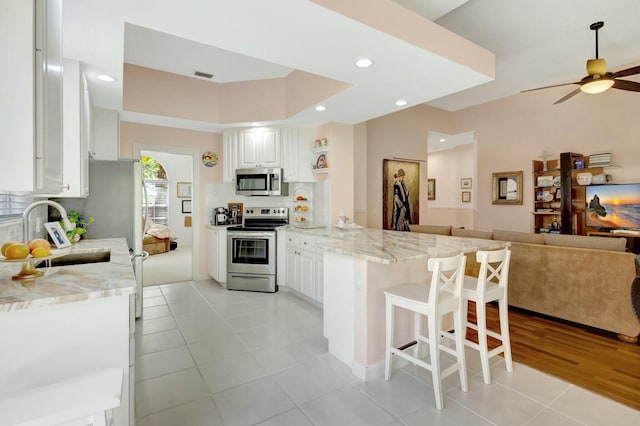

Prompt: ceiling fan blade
[
  {"left": 612, "top": 79, "right": 640, "bottom": 92},
  {"left": 553, "top": 88, "right": 582, "bottom": 105},
  {"left": 611, "top": 65, "right": 640, "bottom": 78},
  {"left": 521, "top": 81, "right": 580, "bottom": 93}
]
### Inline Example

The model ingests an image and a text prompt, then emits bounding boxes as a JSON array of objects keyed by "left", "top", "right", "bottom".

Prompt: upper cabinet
[
  {"left": 91, "top": 108, "right": 120, "bottom": 160},
  {"left": 223, "top": 130, "right": 238, "bottom": 183},
  {"left": 42, "top": 59, "right": 91, "bottom": 197},
  {"left": 1, "top": 0, "right": 63, "bottom": 193},
  {"left": 223, "top": 126, "right": 317, "bottom": 183},
  {"left": 237, "top": 128, "right": 281, "bottom": 169},
  {"left": 281, "top": 127, "right": 315, "bottom": 183}
]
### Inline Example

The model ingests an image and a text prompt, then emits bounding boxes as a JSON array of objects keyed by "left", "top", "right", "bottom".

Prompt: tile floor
[{"left": 135, "top": 280, "right": 640, "bottom": 426}]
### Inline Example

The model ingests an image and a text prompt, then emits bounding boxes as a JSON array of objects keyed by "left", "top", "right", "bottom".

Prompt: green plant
[{"left": 62, "top": 210, "right": 94, "bottom": 243}]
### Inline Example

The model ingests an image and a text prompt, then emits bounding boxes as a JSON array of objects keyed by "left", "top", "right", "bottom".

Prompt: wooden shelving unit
[{"left": 532, "top": 152, "right": 603, "bottom": 235}]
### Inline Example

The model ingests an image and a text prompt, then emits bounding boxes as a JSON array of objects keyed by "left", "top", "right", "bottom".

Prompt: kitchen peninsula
[
  {"left": 294, "top": 227, "right": 507, "bottom": 381},
  {"left": 0, "top": 238, "right": 135, "bottom": 425}
]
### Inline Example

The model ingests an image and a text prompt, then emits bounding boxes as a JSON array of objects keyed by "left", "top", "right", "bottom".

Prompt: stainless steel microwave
[{"left": 235, "top": 167, "right": 288, "bottom": 196}]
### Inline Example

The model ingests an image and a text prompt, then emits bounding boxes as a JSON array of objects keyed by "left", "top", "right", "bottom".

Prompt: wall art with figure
[{"left": 382, "top": 159, "right": 419, "bottom": 231}]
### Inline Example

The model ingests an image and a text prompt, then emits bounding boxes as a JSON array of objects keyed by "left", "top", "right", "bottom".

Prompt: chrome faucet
[{"left": 22, "top": 200, "right": 74, "bottom": 242}]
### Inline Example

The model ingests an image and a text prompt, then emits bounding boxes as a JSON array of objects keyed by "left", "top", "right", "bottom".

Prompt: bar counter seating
[{"left": 409, "top": 225, "right": 640, "bottom": 343}]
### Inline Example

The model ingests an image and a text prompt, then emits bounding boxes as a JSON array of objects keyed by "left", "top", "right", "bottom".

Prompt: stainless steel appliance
[
  {"left": 213, "top": 207, "right": 229, "bottom": 225},
  {"left": 227, "top": 207, "right": 288, "bottom": 292},
  {"left": 235, "top": 167, "right": 288, "bottom": 196}
]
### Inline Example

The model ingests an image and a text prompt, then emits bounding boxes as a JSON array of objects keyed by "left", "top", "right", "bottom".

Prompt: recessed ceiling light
[
  {"left": 439, "top": 138, "right": 446, "bottom": 142},
  {"left": 395, "top": 99, "right": 408, "bottom": 106},
  {"left": 97, "top": 74, "right": 116, "bottom": 82},
  {"left": 354, "top": 58, "right": 373, "bottom": 68},
  {"left": 315, "top": 105, "right": 327, "bottom": 112}
]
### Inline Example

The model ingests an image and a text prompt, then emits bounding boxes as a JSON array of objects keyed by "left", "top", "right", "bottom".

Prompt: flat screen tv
[{"left": 585, "top": 183, "right": 640, "bottom": 230}]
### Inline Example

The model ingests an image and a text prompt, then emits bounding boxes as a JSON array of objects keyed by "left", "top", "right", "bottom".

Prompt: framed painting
[
  {"left": 427, "top": 178, "right": 436, "bottom": 200},
  {"left": 492, "top": 171, "right": 523, "bottom": 205},
  {"left": 462, "top": 191, "right": 471, "bottom": 203},
  {"left": 460, "top": 178, "right": 472, "bottom": 189},
  {"left": 382, "top": 159, "right": 420, "bottom": 231},
  {"left": 177, "top": 182, "right": 192, "bottom": 198}
]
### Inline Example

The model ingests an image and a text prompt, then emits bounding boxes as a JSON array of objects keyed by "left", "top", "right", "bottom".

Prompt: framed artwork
[
  {"left": 181, "top": 200, "right": 192, "bottom": 214},
  {"left": 177, "top": 182, "right": 192, "bottom": 198},
  {"left": 427, "top": 178, "right": 436, "bottom": 200},
  {"left": 382, "top": 159, "right": 420, "bottom": 231},
  {"left": 492, "top": 171, "right": 523, "bottom": 205},
  {"left": 462, "top": 191, "right": 471, "bottom": 203},
  {"left": 45, "top": 221, "right": 71, "bottom": 248},
  {"left": 460, "top": 178, "right": 472, "bottom": 189}
]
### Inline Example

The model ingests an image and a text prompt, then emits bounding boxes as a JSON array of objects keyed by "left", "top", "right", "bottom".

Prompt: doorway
[{"left": 134, "top": 145, "right": 200, "bottom": 286}]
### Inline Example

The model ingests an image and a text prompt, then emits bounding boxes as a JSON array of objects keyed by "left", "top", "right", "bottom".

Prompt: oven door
[{"left": 227, "top": 231, "right": 276, "bottom": 275}]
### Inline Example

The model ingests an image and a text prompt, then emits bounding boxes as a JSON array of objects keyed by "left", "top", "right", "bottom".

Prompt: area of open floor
[{"left": 135, "top": 280, "right": 639, "bottom": 425}]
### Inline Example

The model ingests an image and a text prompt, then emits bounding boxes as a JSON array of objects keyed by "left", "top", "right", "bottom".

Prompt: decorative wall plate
[{"left": 201, "top": 152, "right": 218, "bottom": 167}]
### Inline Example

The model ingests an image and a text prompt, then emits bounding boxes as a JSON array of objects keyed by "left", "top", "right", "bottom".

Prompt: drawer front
[{"left": 299, "top": 235, "right": 316, "bottom": 250}]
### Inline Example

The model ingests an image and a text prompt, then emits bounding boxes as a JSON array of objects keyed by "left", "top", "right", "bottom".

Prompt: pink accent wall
[
  {"left": 120, "top": 121, "right": 223, "bottom": 276},
  {"left": 363, "top": 88, "right": 640, "bottom": 233},
  {"left": 123, "top": 64, "right": 349, "bottom": 124},
  {"left": 365, "top": 106, "right": 454, "bottom": 229},
  {"left": 452, "top": 88, "right": 640, "bottom": 233},
  {"left": 318, "top": 122, "right": 356, "bottom": 225}
]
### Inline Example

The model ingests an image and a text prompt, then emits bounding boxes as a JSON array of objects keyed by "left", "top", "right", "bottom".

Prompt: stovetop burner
[{"left": 230, "top": 206, "right": 289, "bottom": 231}]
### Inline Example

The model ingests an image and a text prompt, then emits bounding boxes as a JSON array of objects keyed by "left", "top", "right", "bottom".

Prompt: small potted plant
[{"left": 62, "top": 210, "right": 94, "bottom": 243}]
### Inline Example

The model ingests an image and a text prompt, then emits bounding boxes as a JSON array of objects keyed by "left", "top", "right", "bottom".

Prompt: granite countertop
[
  {"left": 279, "top": 225, "right": 508, "bottom": 264},
  {"left": 0, "top": 238, "right": 136, "bottom": 312}
]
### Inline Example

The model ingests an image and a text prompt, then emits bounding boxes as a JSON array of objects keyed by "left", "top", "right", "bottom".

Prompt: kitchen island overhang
[{"left": 317, "top": 228, "right": 508, "bottom": 381}]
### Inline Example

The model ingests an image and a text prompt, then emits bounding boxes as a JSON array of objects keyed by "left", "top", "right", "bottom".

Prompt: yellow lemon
[
  {"left": 4, "top": 243, "right": 30, "bottom": 259},
  {"left": 28, "top": 238, "right": 51, "bottom": 252},
  {"left": 1, "top": 241, "right": 22, "bottom": 257},
  {"left": 31, "top": 247, "right": 51, "bottom": 258}
]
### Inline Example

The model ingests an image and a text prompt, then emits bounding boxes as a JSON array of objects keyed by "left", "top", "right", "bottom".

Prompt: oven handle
[{"left": 228, "top": 231, "right": 275, "bottom": 238}]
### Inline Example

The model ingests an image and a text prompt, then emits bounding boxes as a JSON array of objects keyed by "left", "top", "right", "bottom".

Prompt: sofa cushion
[
  {"left": 452, "top": 228, "right": 493, "bottom": 240},
  {"left": 409, "top": 225, "right": 452, "bottom": 236},
  {"left": 493, "top": 229, "right": 545, "bottom": 244},
  {"left": 543, "top": 233, "right": 627, "bottom": 252}
]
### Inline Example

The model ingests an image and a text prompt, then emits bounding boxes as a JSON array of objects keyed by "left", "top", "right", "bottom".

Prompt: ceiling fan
[{"left": 522, "top": 21, "right": 640, "bottom": 104}]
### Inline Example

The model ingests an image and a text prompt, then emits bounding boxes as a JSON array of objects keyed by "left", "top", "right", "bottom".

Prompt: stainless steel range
[{"left": 226, "top": 207, "right": 288, "bottom": 292}]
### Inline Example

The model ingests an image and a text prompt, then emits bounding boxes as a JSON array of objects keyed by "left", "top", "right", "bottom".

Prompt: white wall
[
  {"left": 426, "top": 141, "right": 476, "bottom": 228},
  {"left": 142, "top": 150, "right": 193, "bottom": 245}
]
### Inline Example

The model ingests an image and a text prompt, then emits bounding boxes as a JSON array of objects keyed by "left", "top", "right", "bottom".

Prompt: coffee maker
[{"left": 213, "top": 207, "right": 229, "bottom": 225}]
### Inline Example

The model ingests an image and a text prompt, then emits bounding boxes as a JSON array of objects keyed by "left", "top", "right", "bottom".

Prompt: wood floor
[{"left": 468, "top": 302, "right": 640, "bottom": 411}]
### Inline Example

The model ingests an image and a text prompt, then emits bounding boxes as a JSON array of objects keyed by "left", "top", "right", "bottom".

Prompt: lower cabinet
[
  {"left": 281, "top": 231, "right": 325, "bottom": 303},
  {"left": 207, "top": 228, "right": 227, "bottom": 283}
]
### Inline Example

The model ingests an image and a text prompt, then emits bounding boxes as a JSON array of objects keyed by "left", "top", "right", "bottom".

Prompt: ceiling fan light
[{"left": 580, "top": 76, "right": 614, "bottom": 94}]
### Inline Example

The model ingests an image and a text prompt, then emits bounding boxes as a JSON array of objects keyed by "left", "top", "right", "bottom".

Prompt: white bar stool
[
  {"left": 384, "top": 253, "right": 468, "bottom": 410},
  {"left": 463, "top": 247, "right": 513, "bottom": 384},
  {"left": 0, "top": 368, "right": 123, "bottom": 426}
]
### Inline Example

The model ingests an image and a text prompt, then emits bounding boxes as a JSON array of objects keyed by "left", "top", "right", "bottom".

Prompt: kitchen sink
[{"left": 35, "top": 249, "right": 111, "bottom": 268}]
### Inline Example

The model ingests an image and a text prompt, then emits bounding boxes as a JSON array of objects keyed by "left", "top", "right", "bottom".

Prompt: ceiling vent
[{"left": 194, "top": 71, "right": 213, "bottom": 79}]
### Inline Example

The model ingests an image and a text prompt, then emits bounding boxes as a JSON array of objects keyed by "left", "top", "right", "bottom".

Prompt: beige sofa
[{"left": 408, "top": 225, "right": 640, "bottom": 341}]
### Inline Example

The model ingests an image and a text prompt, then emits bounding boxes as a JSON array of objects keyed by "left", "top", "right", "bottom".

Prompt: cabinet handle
[{"left": 61, "top": 184, "right": 70, "bottom": 191}]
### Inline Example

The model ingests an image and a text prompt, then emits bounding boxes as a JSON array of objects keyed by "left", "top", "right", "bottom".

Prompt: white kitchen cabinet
[
  {"left": 91, "top": 107, "right": 119, "bottom": 160},
  {"left": 42, "top": 59, "right": 91, "bottom": 197},
  {"left": 1, "top": 0, "right": 63, "bottom": 193},
  {"left": 223, "top": 130, "right": 238, "bottom": 183},
  {"left": 0, "top": 295, "right": 132, "bottom": 426},
  {"left": 281, "top": 126, "right": 316, "bottom": 182},
  {"left": 207, "top": 227, "right": 227, "bottom": 284},
  {"left": 237, "top": 127, "right": 281, "bottom": 169},
  {"left": 281, "top": 231, "right": 324, "bottom": 303}
]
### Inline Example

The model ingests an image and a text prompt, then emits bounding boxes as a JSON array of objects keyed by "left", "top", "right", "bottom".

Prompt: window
[
  {"left": 0, "top": 192, "right": 34, "bottom": 223},
  {"left": 142, "top": 156, "right": 169, "bottom": 225}
]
